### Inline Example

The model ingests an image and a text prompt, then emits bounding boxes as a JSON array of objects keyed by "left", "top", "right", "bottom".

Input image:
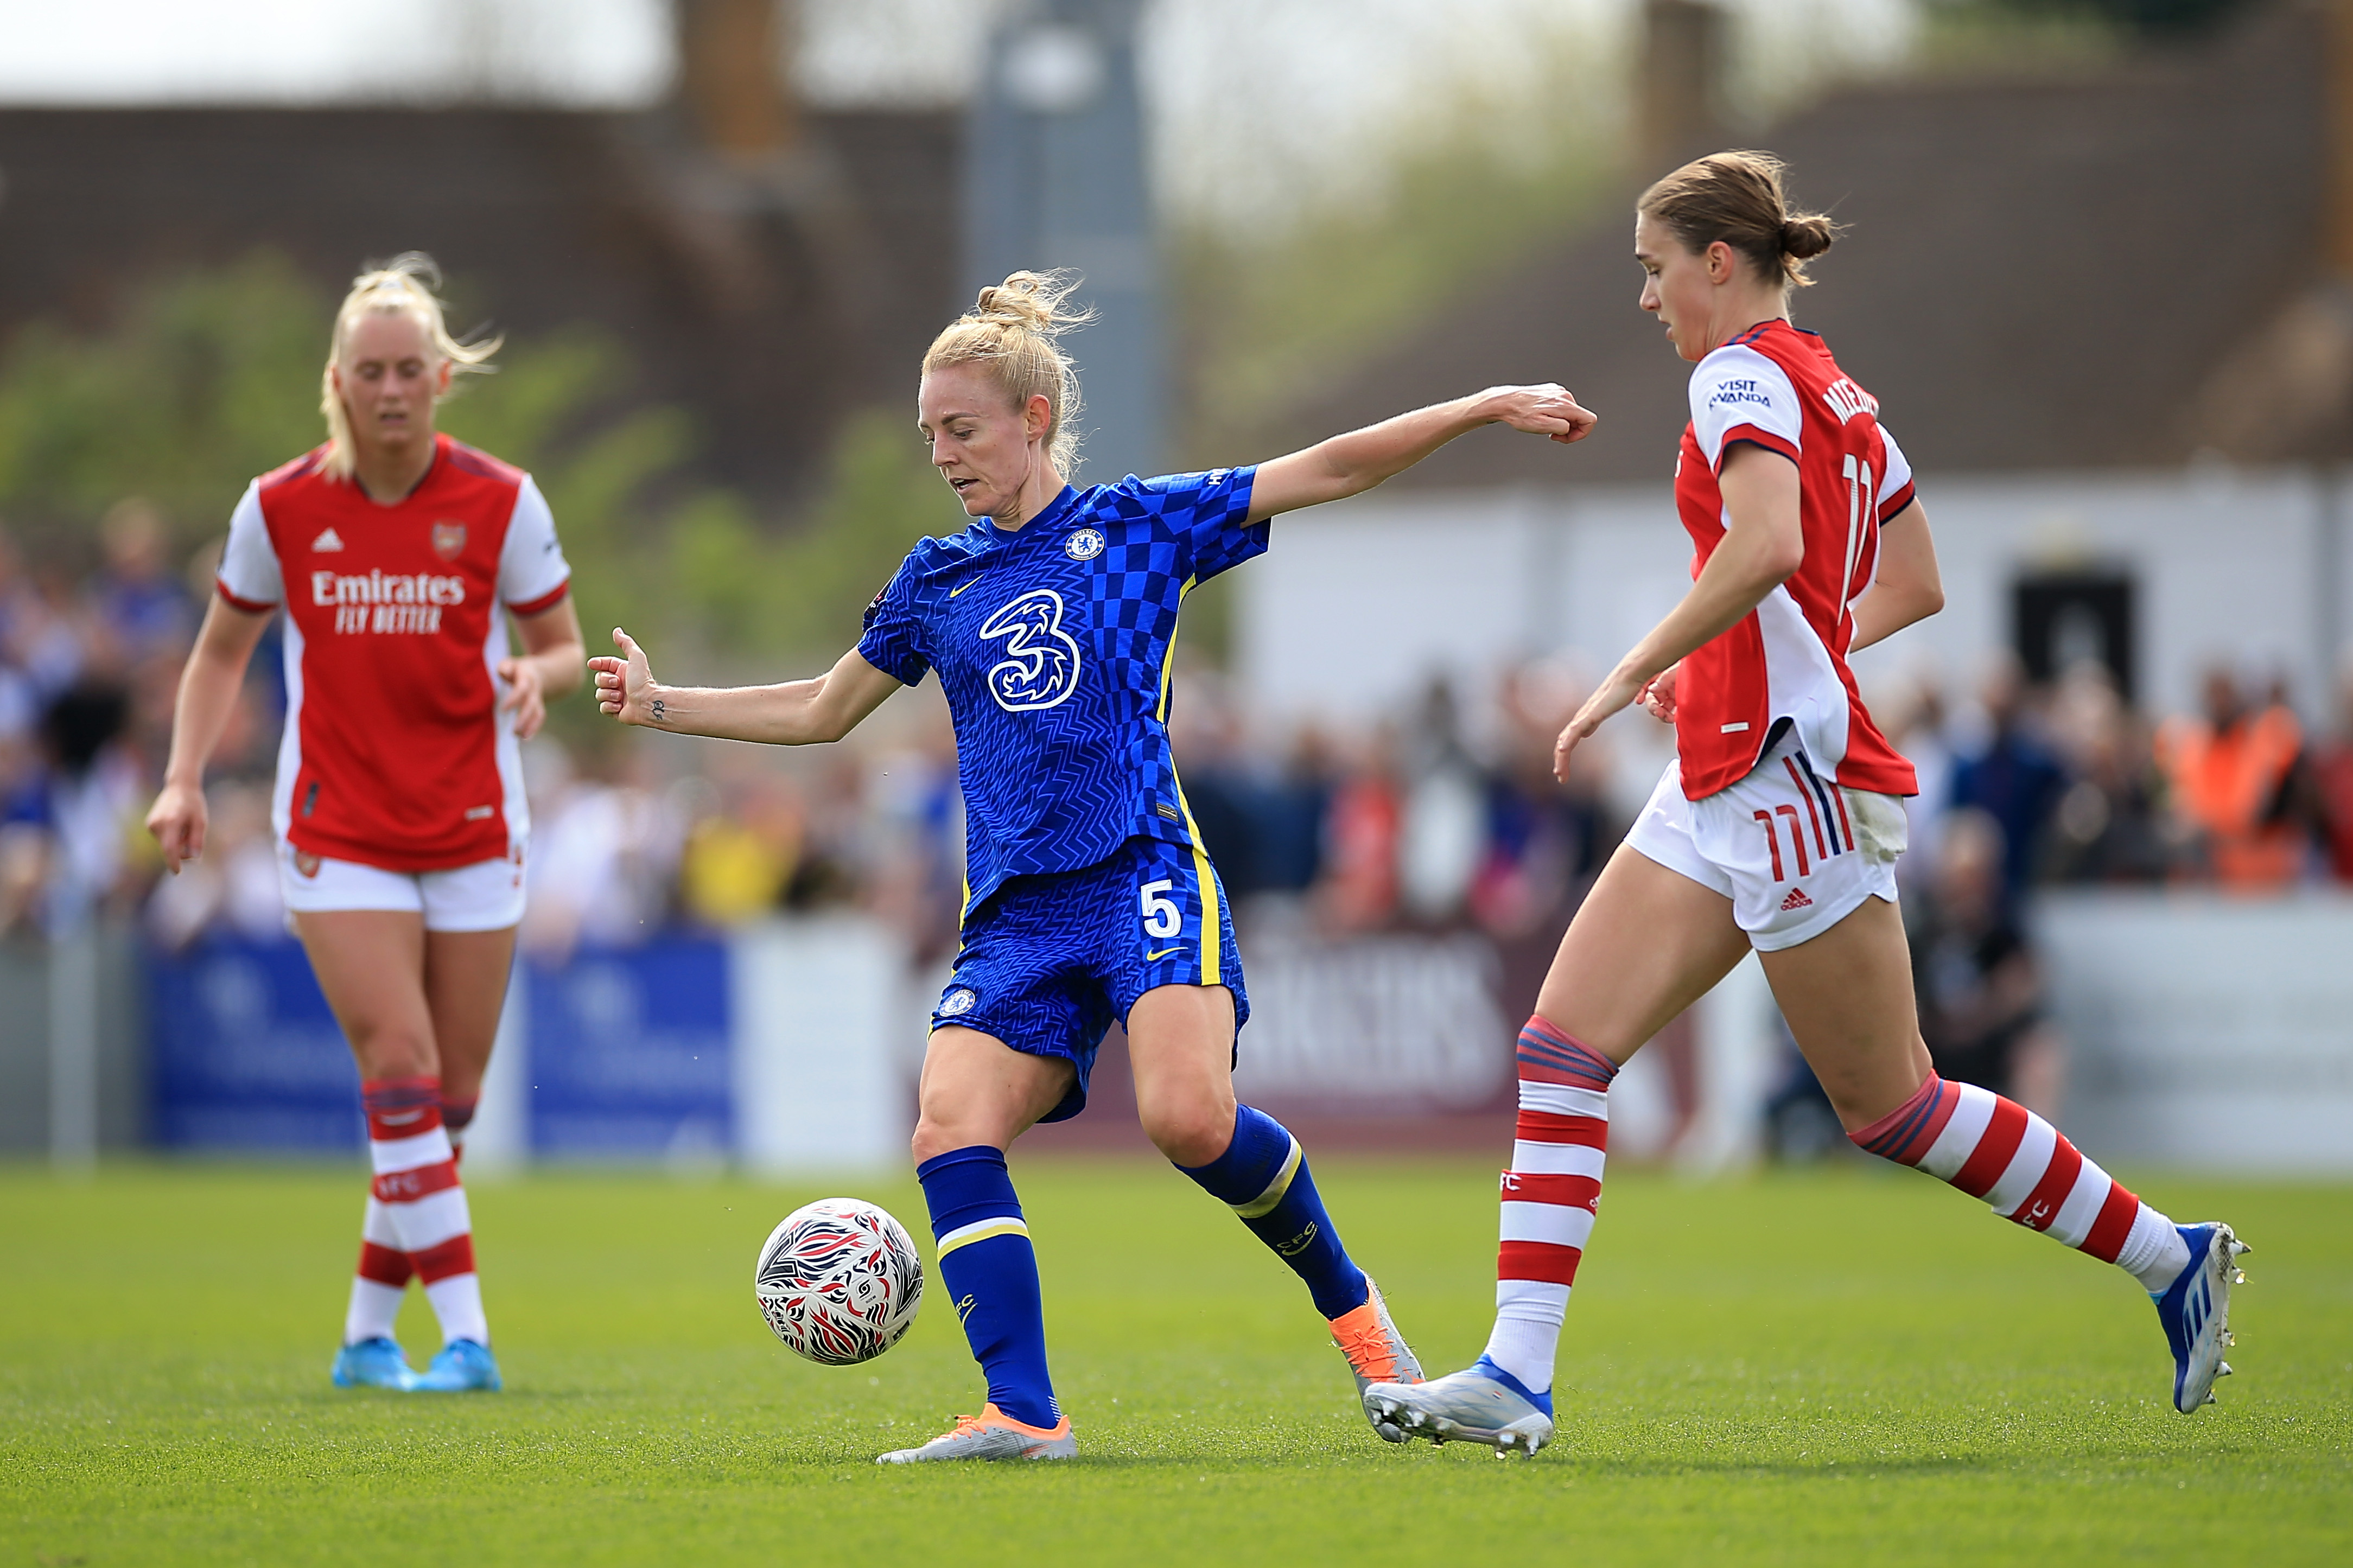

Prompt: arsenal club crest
[{"left": 431, "top": 520, "right": 467, "bottom": 560}]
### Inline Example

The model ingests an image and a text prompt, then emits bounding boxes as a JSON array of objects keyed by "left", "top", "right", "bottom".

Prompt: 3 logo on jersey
[{"left": 978, "top": 588, "right": 1083, "bottom": 712}]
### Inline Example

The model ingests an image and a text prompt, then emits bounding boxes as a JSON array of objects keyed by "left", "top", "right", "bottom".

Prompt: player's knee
[
  {"left": 1139, "top": 1094, "right": 1235, "bottom": 1168},
  {"left": 347, "top": 1022, "right": 435, "bottom": 1082},
  {"left": 910, "top": 1113, "right": 956, "bottom": 1166}
]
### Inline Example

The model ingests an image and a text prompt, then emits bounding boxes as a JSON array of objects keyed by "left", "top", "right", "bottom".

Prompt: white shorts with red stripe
[
  {"left": 1627, "top": 729, "right": 1908, "bottom": 952},
  {"left": 278, "top": 842, "right": 526, "bottom": 932}
]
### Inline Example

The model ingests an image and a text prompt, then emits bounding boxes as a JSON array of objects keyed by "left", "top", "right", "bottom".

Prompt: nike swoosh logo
[
  {"left": 948, "top": 577, "right": 978, "bottom": 597},
  {"left": 1146, "top": 947, "right": 1185, "bottom": 961}
]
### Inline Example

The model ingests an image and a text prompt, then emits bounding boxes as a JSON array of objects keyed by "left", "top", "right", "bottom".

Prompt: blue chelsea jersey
[{"left": 856, "top": 468, "right": 1265, "bottom": 915}]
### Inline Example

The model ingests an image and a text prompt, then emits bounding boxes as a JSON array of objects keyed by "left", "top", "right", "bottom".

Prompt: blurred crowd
[{"left": 11, "top": 519, "right": 2353, "bottom": 1129}]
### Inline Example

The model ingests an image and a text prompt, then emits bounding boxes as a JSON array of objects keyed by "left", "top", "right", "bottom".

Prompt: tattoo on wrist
[{"left": 649, "top": 697, "right": 666, "bottom": 724}]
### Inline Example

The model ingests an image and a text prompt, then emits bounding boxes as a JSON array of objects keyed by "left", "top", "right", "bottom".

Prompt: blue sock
[
  {"left": 1176, "top": 1106, "right": 1370, "bottom": 1321},
  {"left": 916, "top": 1146, "right": 1058, "bottom": 1429}
]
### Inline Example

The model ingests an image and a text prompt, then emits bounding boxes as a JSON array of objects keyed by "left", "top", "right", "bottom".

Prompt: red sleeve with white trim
[
  {"left": 1876, "top": 424, "right": 1918, "bottom": 521},
  {"left": 1688, "top": 344, "right": 1803, "bottom": 471},
  {"left": 497, "top": 474, "right": 572, "bottom": 615},
  {"left": 214, "top": 480, "right": 282, "bottom": 611}
]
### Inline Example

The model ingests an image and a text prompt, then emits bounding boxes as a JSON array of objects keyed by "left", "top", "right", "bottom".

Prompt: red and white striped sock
[
  {"left": 362, "top": 1075, "right": 490, "bottom": 1347},
  {"left": 1482, "top": 1014, "right": 1616, "bottom": 1395},
  {"left": 1850, "top": 1074, "right": 2190, "bottom": 1291}
]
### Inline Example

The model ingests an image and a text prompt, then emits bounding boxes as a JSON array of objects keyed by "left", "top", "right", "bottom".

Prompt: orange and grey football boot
[
  {"left": 1331, "top": 1277, "right": 1422, "bottom": 1443},
  {"left": 875, "top": 1404, "right": 1076, "bottom": 1463}
]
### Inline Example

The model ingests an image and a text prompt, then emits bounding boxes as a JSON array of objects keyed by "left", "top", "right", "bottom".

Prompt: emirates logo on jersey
[{"left": 431, "top": 521, "right": 467, "bottom": 560}]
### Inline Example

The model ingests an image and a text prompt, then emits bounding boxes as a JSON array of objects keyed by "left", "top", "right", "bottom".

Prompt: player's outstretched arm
[
  {"left": 590, "top": 628, "right": 899, "bottom": 745},
  {"left": 1847, "top": 500, "right": 1944, "bottom": 653},
  {"left": 1244, "top": 384, "right": 1596, "bottom": 524},
  {"left": 147, "top": 595, "right": 273, "bottom": 874},
  {"left": 1554, "top": 443, "right": 1804, "bottom": 779}
]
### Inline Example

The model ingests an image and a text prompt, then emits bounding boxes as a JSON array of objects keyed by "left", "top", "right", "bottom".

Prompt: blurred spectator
[
  {"left": 1948, "top": 656, "right": 2069, "bottom": 914},
  {"left": 88, "top": 500, "right": 195, "bottom": 667},
  {"left": 522, "top": 742, "right": 686, "bottom": 958},
  {"left": 2041, "top": 662, "right": 2178, "bottom": 884},
  {"left": 1317, "top": 725, "right": 1404, "bottom": 932},
  {"left": 31, "top": 683, "right": 142, "bottom": 934},
  {"left": 2305, "top": 666, "right": 2353, "bottom": 883},
  {"left": 1469, "top": 661, "right": 1611, "bottom": 939},
  {"left": 677, "top": 764, "right": 804, "bottom": 930},
  {"left": 1880, "top": 668, "right": 1956, "bottom": 889},
  {"left": 1907, "top": 807, "right": 2062, "bottom": 1118},
  {"left": 1397, "top": 676, "right": 1485, "bottom": 925},
  {"left": 2154, "top": 665, "right": 2306, "bottom": 888}
]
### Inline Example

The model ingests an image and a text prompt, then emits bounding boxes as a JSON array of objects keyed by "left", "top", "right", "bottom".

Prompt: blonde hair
[
  {"left": 921, "top": 270, "right": 1091, "bottom": 476},
  {"left": 1639, "top": 150, "right": 1839, "bottom": 290},
  {"left": 319, "top": 253, "right": 499, "bottom": 480}
]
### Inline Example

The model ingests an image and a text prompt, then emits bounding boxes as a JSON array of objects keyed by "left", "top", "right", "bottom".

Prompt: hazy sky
[{"left": 0, "top": 0, "right": 1919, "bottom": 229}]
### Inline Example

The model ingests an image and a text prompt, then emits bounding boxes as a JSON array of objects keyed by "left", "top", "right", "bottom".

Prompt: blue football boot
[
  {"left": 1365, "top": 1354, "right": 1555, "bottom": 1457},
  {"left": 2153, "top": 1222, "right": 2248, "bottom": 1413},
  {"left": 330, "top": 1337, "right": 416, "bottom": 1391},
  {"left": 412, "top": 1338, "right": 503, "bottom": 1393}
]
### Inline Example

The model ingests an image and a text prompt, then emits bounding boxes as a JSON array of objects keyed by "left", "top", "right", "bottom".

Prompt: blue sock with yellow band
[
  {"left": 917, "top": 1146, "right": 1059, "bottom": 1429},
  {"left": 1176, "top": 1106, "right": 1369, "bottom": 1321}
]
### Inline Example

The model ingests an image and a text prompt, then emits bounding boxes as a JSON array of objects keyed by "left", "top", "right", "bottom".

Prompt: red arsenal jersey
[
  {"left": 216, "top": 435, "right": 571, "bottom": 871},
  {"left": 1670, "top": 319, "right": 1919, "bottom": 801}
]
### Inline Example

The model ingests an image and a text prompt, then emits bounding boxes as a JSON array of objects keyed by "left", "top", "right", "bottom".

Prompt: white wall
[
  {"left": 1240, "top": 467, "right": 2353, "bottom": 727},
  {"left": 2035, "top": 890, "right": 2353, "bottom": 1174}
]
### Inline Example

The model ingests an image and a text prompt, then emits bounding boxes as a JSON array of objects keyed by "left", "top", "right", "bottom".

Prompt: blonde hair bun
[{"left": 925, "top": 270, "right": 1094, "bottom": 477}]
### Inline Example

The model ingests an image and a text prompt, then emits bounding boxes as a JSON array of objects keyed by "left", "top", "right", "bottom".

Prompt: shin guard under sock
[
  {"left": 1485, "top": 1014, "right": 1616, "bottom": 1395},
  {"left": 1176, "top": 1106, "right": 1370, "bottom": 1321},
  {"left": 917, "top": 1146, "right": 1059, "bottom": 1428},
  {"left": 1850, "top": 1074, "right": 2190, "bottom": 1290}
]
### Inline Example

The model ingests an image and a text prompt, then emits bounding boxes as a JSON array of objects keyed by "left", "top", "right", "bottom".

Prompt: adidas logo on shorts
[{"left": 1779, "top": 887, "right": 1814, "bottom": 912}]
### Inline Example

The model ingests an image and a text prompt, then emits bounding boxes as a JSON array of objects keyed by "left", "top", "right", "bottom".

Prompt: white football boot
[
  {"left": 2153, "top": 1222, "right": 2249, "bottom": 1413},
  {"left": 1365, "top": 1355, "right": 1554, "bottom": 1457},
  {"left": 876, "top": 1404, "right": 1076, "bottom": 1463}
]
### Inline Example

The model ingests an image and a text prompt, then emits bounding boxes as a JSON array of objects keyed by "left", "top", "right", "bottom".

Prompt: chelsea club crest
[{"left": 1064, "top": 527, "right": 1105, "bottom": 561}]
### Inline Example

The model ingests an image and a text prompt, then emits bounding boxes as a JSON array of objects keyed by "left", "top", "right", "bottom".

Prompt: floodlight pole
[{"left": 964, "top": 0, "right": 1161, "bottom": 486}]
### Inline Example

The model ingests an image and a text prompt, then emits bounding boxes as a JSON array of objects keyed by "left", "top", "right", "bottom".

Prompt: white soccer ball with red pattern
[{"left": 754, "top": 1198, "right": 925, "bottom": 1366}]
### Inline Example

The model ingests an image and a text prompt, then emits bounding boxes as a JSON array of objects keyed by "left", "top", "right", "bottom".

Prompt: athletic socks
[
  {"left": 918, "top": 1146, "right": 1059, "bottom": 1430},
  {"left": 1484, "top": 1014, "right": 1614, "bottom": 1396},
  {"left": 1850, "top": 1073, "right": 2192, "bottom": 1291},
  {"left": 357, "top": 1075, "right": 489, "bottom": 1348},
  {"left": 1175, "top": 1106, "right": 1370, "bottom": 1321},
  {"left": 342, "top": 1081, "right": 489, "bottom": 1346},
  {"left": 441, "top": 1093, "right": 478, "bottom": 1159}
]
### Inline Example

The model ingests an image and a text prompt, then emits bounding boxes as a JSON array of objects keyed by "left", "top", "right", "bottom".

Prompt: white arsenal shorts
[
  {"left": 1626, "top": 730, "right": 1907, "bottom": 952},
  {"left": 278, "top": 843, "right": 527, "bottom": 933}
]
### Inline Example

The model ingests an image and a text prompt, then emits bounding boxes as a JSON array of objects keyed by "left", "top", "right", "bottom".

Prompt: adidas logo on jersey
[
  {"left": 311, "top": 527, "right": 346, "bottom": 552},
  {"left": 1779, "top": 887, "right": 1815, "bottom": 912}
]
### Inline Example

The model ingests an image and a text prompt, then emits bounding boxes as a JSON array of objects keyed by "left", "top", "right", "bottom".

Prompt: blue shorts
[{"left": 930, "top": 836, "right": 1249, "bottom": 1124}]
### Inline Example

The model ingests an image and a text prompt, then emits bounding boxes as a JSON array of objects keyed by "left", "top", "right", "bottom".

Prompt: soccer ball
[{"left": 753, "top": 1198, "right": 924, "bottom": 1366}]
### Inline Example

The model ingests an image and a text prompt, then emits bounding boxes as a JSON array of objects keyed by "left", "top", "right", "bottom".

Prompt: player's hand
[
  {"left": 1554, "top": 661, "right": 1648, "bottom": 781},
  {"left": 1640, "top": 660, "right": 1681, "bottom": 724},
  {"left": 1483, "top": 383, "right": 1598, "bottom": 445},
  {"left": 497, "top": 653, "right": 549, "bottom": 740},
  {"left": 146, "top": 781, "right": 208, "bottom": 874},
  {"left": 589, "top": 627, "right": 660, "bottom": 726}
]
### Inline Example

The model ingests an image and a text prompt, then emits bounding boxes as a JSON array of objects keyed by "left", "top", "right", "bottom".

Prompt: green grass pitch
[{"left": 2, "top": 1158, "right": 2347, "bottom": 1565}]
